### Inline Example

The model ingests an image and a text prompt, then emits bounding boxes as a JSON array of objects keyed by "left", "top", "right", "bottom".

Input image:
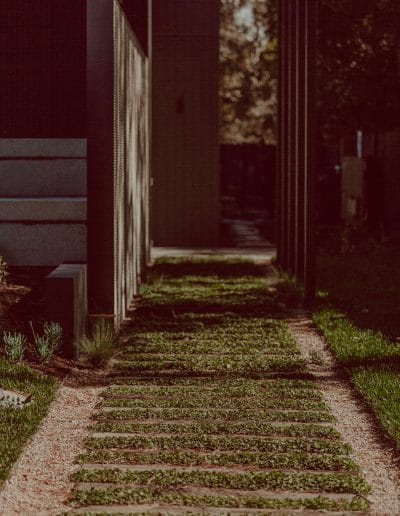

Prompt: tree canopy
[
  {"left": 318, "top": 0, "right": 400, "bottom": 141},
  {"left": 220, "top": 0, "right": 400, "bottom": 145},
  {"left": 219, "top": 0, "right": 277, "bottom": 144}
]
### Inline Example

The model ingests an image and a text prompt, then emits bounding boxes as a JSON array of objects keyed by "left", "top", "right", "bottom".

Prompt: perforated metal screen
[{"left": 113, "top": 1, "right": 150, "bottom": 322}]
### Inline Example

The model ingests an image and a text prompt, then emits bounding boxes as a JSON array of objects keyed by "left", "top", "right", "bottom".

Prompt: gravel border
[
  {"left": 0, "top": 384, "right": 101, "bottom": 515},
  {"left": 288, "top": 313, "right": 400, "bottom": 514},
  {"left": 2, "top": 313, "right": 400, "bottom": 514}
]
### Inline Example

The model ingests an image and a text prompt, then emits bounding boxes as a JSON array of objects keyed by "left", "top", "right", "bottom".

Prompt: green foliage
[
  {"left": 94, "top": 407, "right": 333, "bottom": 423},
  {"left": 318, "top": 0, "right": 400, "bottom": 140},
  {"left": 30, "top": 321, "right": 62, "bottom": 364},
  {"left": 78, "top": 319, "right": 114, "bottom": 368},
  {"left": 43, "top": 321, "right": 63, "bottom": 351},
  {"left": 79, "top": 448, "right": 357, "bottom": 472},
  {"left": 71, "top": 485, "right": 369, "bottom": 511},
  {"left": 353, "top": 367, "right": 400, "bottom": 448},
  {"left": 220, "top": 0, "right": 277, "bottom": 143},
  {"left": 73, "top": 258, "right": 368, "bottom": 512},
  {"left": 72, "top": 468, "right": 370, "bottom": 494},
  {"left": 0, "top": 358, "right": 58, "bottom": 485},
  {"left": 0, "top": 256, "right": 9, "bottom": 284},
  {"left": 33, "top": 335, "right": 53, "bottom": 364},
  {"left": 3, "top": 332, "right": 26, "bottom": 363},
  {"left": 86, "top": 434, "right": 350, "bottom": 455},
  {"left": 314, "top": 242, "right": 400, "bottom": 452}
]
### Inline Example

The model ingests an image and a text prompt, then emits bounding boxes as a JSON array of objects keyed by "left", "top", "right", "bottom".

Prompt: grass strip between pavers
[
  {"left": 110, "top": 377, "right": 317, "bottom": 388},
  {"left": 86, "top": 435, "right": 350, "bottom": 455},
  {"left": 71, "top": 486, "right": 369, "bottom": 511},
  {"left": 115, "top": 356, "right": 305, "bottom": 374},
  {"left": 77, "top": 449, "right": 358, "bottom": 472},
  {"left": 93, "top": 407, "right": 334, "bottom": 423},
  {"left": 71, "top": 258, "right": 369, "bottom": 512},
  {"left": 0, "top": 358, "right": 58, "bottom": 485},
  {"left": 105, "top": 385, "right": 323, "bottom": 399},
  {"left": 72, "top": 468, "right": 370, "bottom": 494},
  {"left": 100, "top": 397, "right": 327, "bottom": 411},
  {"left": 90, "top": 421, "right": 340, "bottom": 439},
  {"left": 119, "top": 343, "right": 300, "bottom": 355}
]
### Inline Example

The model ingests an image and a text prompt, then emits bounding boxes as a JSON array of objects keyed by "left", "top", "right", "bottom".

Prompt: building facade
[{"left": 0, "top": 0, "right": 220, "bottom": 325}]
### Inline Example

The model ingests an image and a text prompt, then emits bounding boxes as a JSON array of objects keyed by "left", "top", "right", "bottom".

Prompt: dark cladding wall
[
  {"left": 0, "top": 0, "right": 86, "bottom": 137},
  {"left": 151, "top": 0, "right": 220, "bottom": 246}
]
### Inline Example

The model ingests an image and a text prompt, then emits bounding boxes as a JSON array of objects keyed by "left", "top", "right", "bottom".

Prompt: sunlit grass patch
[
  {"left": 352, "top": 367, "right": 400, "bottom": 448},
  {"left": 0, "top": 359, "right": 58, "bottom": 485},
  {"left": 314, "top": 307, "right": 400, "bottom": 449}
]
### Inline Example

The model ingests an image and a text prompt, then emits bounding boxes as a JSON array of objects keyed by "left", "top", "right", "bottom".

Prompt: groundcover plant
[{"left": 70, "top": 258, "right": 370, "bottom": 513}]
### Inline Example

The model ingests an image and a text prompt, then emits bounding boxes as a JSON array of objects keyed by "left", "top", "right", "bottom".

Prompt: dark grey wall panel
[
  {"left": 151, "top": 0, "right": 220, "bottom": 246},
  {"left": 0, "top": 0, "right": 86, "bottom": 137}
]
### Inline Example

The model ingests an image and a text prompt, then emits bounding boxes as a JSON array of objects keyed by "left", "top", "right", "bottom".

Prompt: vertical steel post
[
  {"left": 296, "top": 0, "right": 306, "bottom": 282},
  {"left": 281, "top": 0, "right": 290, "bottom": 271},
  {"left": 277, "top": 0, "right": 317, "bottom": 305},
  {"left": 304, "top": 0, "right": 317, "bottom": 306},
  {"left": 289, "top": 0, "right": 299, "bottom": 275},
  {"left": 276, "top": 0, "right": 283, "bottom": 264}
]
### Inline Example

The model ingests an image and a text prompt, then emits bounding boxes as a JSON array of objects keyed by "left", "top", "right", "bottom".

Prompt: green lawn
[
  {"left": 0, "top": 358, "right": 58, "bottom": 484},
  {"left": 314, "top": 242, "right": 400, "bottom": 448}
]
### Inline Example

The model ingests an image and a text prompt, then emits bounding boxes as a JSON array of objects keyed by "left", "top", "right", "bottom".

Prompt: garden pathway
[{"left": 68, "top": 258, "right": 370, "bottom": 514}]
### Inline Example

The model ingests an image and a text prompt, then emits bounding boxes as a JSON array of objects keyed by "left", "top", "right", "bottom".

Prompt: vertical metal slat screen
[{"left": 277, "top": 0, "right": 317, "bottom": 305}]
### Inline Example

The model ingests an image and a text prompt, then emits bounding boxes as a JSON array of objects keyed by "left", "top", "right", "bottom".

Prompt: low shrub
[
  {"left": 30, "top": 321, "right": 63, "bottom": 364},
  {"left": 3, "top": 332, "right": 26, "bottom": 363},
  {"left": 78, "top": 318, "right": 114, "bottom": 368}
]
